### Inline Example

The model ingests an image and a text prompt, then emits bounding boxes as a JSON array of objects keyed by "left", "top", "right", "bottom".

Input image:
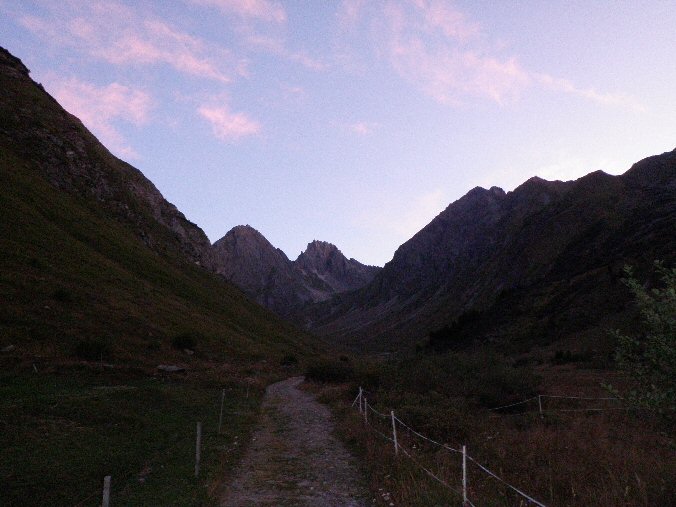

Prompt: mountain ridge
[
  {"left": 306, "top": 151, "right": 676, "bottom": 351},
  {"left": 211, "top": 225, "right": 380, "bottom": 316}
]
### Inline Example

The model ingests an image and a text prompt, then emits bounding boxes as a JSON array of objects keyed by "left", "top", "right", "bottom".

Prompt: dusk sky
[{"left": 2, "top": 1, "right": 675, "bottom": 266}]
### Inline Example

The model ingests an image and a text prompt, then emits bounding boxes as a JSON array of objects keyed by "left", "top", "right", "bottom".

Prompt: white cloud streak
[
  {"left": 20, "top": 1, "right": 238, "bottom": 82},
  {"left": 47, "top": 76, "right": 152, "bottom": 159},
  {"left": 341, "top": 0, "right": 643, "bottom": 111},
  {"left": 189, "top": 0, "right": 286, "bottom": 23},
  {"left": 198, "top": 104, "right": 261, "bottom": 141}
]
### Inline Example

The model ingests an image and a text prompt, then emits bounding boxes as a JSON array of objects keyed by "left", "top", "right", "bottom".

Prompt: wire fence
[
  {"left": 70, "top": 388, "right": 234, "bottom": 507},
  {"left": 350, "top": 387, "right": 606, "bottom": 506}
]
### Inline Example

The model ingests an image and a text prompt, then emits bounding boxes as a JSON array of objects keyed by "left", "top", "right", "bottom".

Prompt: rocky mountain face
[
  {"left": 211, "top": 227, "right": 380, "bottom": 317},
  {"left": 308, "top": 150, "right": 676, "bottom": 352},
  {"left": 295, "top": 240, "right": 381, "bottom": 295},
  {"left": 0, "top": 47, "right": 215, "bottom": 270}
]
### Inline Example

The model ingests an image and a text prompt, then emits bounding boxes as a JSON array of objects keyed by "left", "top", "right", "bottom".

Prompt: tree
[{"left": 610, "top": 261, "right": 676, "bottom": 411}]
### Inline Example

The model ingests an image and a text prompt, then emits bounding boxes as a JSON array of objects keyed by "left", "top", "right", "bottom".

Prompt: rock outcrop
[{"left": 211, "top": 227, "right": 380, "bottom": 317}]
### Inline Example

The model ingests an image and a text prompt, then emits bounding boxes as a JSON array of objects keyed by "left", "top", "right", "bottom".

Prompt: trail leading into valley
[{"left": 220, "top": 377, "right": 370, "bottom": 507}]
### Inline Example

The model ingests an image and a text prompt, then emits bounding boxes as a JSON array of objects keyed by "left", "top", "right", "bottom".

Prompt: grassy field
[
  {"left": 308, "top": 352, "right": 676, "bottom": 506},
  {"left": 0, "top": 362, "right": 278, "bottom": 506}
]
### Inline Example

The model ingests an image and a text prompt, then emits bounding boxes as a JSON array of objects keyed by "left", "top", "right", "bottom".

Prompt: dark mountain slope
[
  {"left": 0, "top": 47, "right": 215, "bottom": 270},
  {"left": 309, "top": 151, "right": 676, "bottom": 352},
  {"left": 0, "top": 46, "right": 314, "bottom": 362}
]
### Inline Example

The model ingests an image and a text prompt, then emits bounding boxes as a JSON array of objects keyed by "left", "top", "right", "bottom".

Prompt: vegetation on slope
[
  {"left": 307, "top": 341, "right": 675, "bottom": 506},
  {"left": 0, "top": 47, "right": 319, "bottom": 505}
]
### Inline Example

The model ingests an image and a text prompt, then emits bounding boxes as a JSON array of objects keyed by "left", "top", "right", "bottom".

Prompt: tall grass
[{"left": 313, "top": 352, "right": 675, "bottom": 506}]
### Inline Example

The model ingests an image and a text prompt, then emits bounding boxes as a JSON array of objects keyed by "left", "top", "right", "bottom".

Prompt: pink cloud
[
  {"left": 535, "top": 73, "right": 645, "bottom": 112},
  {"left": 47, "top": 76, "right": 153, "bottom": 159},
  {"left": 21, "top": 2, "right": 236, "bottom": 82},
  {"left": 353, "top": 1, "right": 641, "bottom": 110},
  {"left": 190, "top": 0, "right": 286, "bottom": 23},
  {"left": 384, "top": 2, "right": 530, "bottom": 106},
  {"left": 337, "top": 0, "right": 366, "bottom": 29},
  {"left": 244, "top": 33, "right": 326, "bottom": 71},
  {"left": 198, "top": 104, "right": 261, "bottom": 141},
  {"left": 350, "top": 121, "right": 378, "bottom": 135},
  {"left": 410, "top": 0, "right": 480, "bottom": 41}
]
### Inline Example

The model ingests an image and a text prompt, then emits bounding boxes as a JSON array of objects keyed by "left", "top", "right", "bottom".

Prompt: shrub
[
  {"left": 73, "top": 339, "right": 111, "bottom": 360},
  {"left": 280, "top": 354, "right": 298, "bottom": 367},
  {"left": 52, "top": 288, "right": 73, "bottom": 302},
  {"left": 609, "top": 262, "right": 676, "bottom": 411},
  {"left": 306, "top": 359, "right": 355, "bottom": 383},
  {"left": 171, "top": 331, "right": 202, "bottom": 350}
]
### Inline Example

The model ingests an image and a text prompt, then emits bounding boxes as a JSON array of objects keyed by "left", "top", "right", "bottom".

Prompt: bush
[
  {"left": 306, "top": 359, "right": 355, "bottom": 383},
  {"left": 280, "top": 354, "right": 298, "bottom": 367},
  {"left": 171, "top": 331, "right": 202, "bottom": 350},
  {"left": 51, "top": 288, "right": 73, "bottom": 302},
  {"left": 609, "top": 262, "right": 676, "bottom": 411},
  {"left": 73, "top": 339, "right": 111, "bottom": 360}
]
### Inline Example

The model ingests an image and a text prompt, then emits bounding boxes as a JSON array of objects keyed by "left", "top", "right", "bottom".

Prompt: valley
[{"left": 0, "top": 41, "right": 674, "bottom": 506}]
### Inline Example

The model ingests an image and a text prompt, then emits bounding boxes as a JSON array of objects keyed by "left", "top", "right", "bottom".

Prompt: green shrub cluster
[
  {"left": 171, "top": 331, "right": 202, "bottom": 350},
  {"left": 306, "top": 359, "right": 355, "bottom": 383},
  {"left": 73, "top": 338, "right": 111, "bottom": 360}
]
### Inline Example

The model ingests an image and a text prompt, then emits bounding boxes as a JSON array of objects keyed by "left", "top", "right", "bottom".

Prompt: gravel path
[{"left": 219, "top": 377, "right": 370, "bottom": 507}]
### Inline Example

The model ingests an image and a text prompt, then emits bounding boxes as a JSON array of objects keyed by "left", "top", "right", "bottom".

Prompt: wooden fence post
[
  {"left": 102, "top": 475, "right": 111, "bottom": 507},
  {"left": 195, "top": 422, "right": 202, "bottom": 478},
  {"left": 391, "top": 411, "right": 398, "bottom": 456},
  {"left": 364, "top": 398, "right": 368, "bottom": 424},
  {"left": 462, "top": 445, "right": 468, "bottom": 506},
  {"left": 538, "top": 395, "right": 543, "bottom": 418}
]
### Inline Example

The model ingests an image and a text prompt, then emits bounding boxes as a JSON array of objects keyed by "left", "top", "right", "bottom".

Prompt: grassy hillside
[
  {"left": 0, "top": 149, "right": 315, "bottom": 364},
  {"left": 0, "top": 48, "right": 320, "bottom": 505}
]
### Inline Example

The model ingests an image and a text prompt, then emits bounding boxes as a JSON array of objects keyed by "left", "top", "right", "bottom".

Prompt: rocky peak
[
  {"left": 0, "top": 47, "right": 31, "bottom": 79},
  {"left": 211, "top": 226, "right": 381, "bottom": 316},
  {"left": 295, "top": 240, "right": 380, "bottom": 295}
]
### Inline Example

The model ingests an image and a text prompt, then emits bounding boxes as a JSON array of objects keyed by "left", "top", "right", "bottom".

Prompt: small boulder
[{"left": 157, "top": 364, "right": 186, "bottom": 373}]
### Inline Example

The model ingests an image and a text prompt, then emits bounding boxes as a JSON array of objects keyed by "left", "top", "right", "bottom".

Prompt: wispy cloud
[
  {"left": 198, "top": 103, "right": 261, "bottom": 141},
  {"left": 534, "top": 73, "right": 646, "bottom": 112},
  {"left": 243, "top": 32, "right": 326, "bottom": 71},
  {"left": 20, "top": 1, "right": 237, "bottom": 82},
  {"left": 190, "top": 0, "right": 286, "bottom": 24},
  {"left": 47, "top": 76, "right": 152, "bottom": 159},
  {"left": 349, "top": 121, "right": 378, "bottom": 135},
  {"left": 342, "top": 0, "right": 642, "bottom": 111}
]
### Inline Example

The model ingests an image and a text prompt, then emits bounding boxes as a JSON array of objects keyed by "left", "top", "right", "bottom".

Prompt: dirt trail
[{"left": 219, "top": 377, "right": 370, "bottom": 507}]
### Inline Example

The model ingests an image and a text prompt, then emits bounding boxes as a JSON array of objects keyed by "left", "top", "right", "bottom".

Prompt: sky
[{"left": 1, "top": 1, "right": 675, "bottom": 266}]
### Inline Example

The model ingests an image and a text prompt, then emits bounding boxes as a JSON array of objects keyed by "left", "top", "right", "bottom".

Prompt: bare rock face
[
  {"left": 212, "top": 225, "right": 313, "bottom": 314},
  {"left": 295, "top": 240, "right": 380, "bottom": 295},
  {"left": 211, "top": 228, "right": 380, "bottom": 317},
  {"left": 0, "top": 46, "right": 215, "bottom": 269}
]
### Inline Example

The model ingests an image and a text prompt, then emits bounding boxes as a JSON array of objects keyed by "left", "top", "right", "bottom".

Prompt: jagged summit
[{"left": 211, "top": 227, "right": 380, "bottom": 317}]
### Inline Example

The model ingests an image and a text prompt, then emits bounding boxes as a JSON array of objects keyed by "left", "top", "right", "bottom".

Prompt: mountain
[
  {"left": 211, "top": 228, "right": 380, "bottom": 317},
  {"left": 295, "top": 240, "right": 380, "bottom": 294},
  {"left": 212, "top": 225, "right": 311, "bottom": 314},
  {"left": 0, "top": 46, "right": 313, "bottom": 362},
  {"left": 308, "top": 151, "right": 676, "bottom": 352}
]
